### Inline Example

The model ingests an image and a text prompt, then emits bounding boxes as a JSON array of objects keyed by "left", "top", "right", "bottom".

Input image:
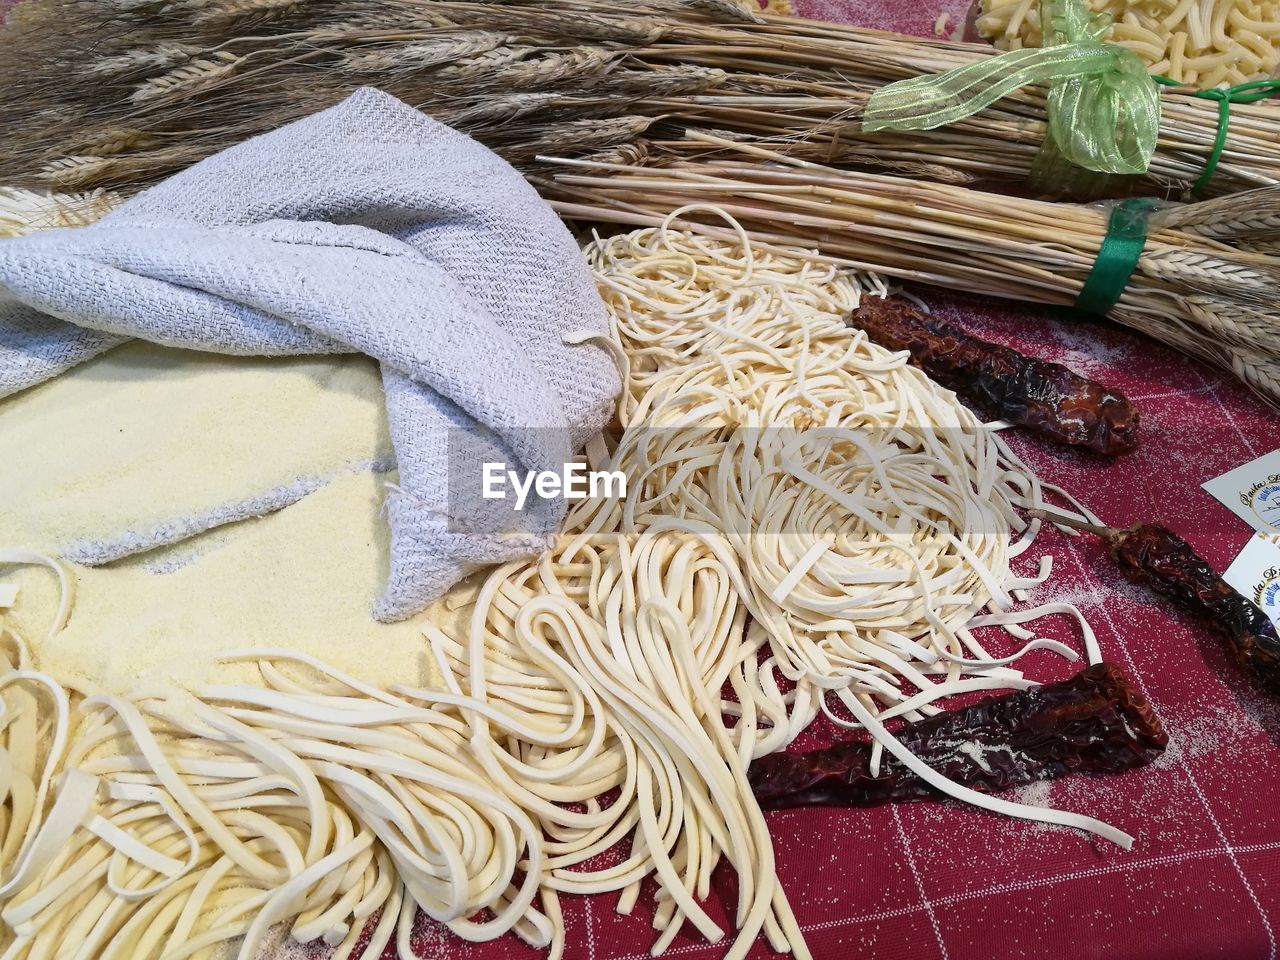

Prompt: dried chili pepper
[
  {"left": 850, "top": 297, "right": 1140, "bottom": 455},
  {"left": 749, "top": 662, "right": 1165, "bottom": 810},
  {"left": 1032, "top": 510, "right": 1280, "bottom": 696}
]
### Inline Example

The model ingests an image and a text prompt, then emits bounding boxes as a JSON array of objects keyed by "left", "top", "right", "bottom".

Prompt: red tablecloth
[
  {"left": 385, "top": 0, "right": 1280, "bottom": 946},
  {"left": 450, "top": 2, "right": 1278, "bottom": 957},
  {"left": 6, "top": 0, "right": 1279, "bottom": 957},
  {"left": 387, "top": 280, "right": 1280, "bottom": 960}
]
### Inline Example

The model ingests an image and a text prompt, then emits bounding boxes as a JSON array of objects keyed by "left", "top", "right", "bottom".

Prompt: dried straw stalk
[
  {"left": 2, "top": 0, "right": 1279, "bottom": 199},
  {"left": 540, "top": 135, "right": 1280, "bottom": 405}
]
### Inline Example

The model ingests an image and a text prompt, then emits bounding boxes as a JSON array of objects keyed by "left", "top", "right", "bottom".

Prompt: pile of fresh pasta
[{"left": 0, "top": 211, "right": 1123, "bottom": 960}]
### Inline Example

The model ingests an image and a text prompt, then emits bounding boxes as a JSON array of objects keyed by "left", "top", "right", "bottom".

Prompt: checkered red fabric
[
  {"left": 387, "top": 2, "right": 1279, "bottom": 956},
  {"left": 5, "top": 0, "right": 1278, "bottom": 956}
]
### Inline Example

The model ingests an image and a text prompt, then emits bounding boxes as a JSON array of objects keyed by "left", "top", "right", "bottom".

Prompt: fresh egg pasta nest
[{"left": 0, "top": 209, "right": 1122, "bottom": 960}]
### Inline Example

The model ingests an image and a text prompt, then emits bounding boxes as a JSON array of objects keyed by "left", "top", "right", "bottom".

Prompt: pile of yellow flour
[{"left": 0, "top": 342, "right": 438, "bottom": 693}]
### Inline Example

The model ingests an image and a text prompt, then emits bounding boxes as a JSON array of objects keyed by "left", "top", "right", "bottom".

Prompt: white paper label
[
  {"left": 1202, "top": 449, "right": 1280, "bottom": 536},
  {"left": 1223, "top": 534, "right": 1280, "bottom": 629}
]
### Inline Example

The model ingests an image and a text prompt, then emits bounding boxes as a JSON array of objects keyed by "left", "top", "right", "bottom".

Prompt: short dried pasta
[{"left": 976, "top": 0, "right": 1280, "bottom": 85}]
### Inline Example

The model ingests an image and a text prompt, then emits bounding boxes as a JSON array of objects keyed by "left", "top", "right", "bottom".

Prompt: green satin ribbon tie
[
  {"left": 865, "top": 0, "right": 1161, "bottom": 181},
  {"left": 1074, "top": 197, "right": 1156, "bottom": 315},
  {"left": 1154, "top": 75, "right": 1280, "bottom": 193}
]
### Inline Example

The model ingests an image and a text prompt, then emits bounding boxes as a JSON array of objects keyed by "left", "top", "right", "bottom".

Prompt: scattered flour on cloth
[
  {"left": 0, "top": 345, "right": 444, "bottom": 694},
  {"left": 0, "top": 340, "right": 391, "bottom": 556}
]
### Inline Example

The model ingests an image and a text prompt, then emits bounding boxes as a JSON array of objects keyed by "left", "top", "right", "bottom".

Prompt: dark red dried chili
[
  {"left": 849, "top": 297, "right": 1140, "bottom": 455},
  {"left": 749, "top": 663, "right": 1165, "bottom": 810},
  {"left": 1034, "top": 511, "right": 1280, "bottom": 696}
]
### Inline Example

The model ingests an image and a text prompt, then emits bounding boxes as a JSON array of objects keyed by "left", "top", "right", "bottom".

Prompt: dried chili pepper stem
[
  {"left": 1027, "top": 508, "right": 1116, "bottom": 539},
  {"left": 1029, "top": 508, "right": 1280, "bottom": 696}
]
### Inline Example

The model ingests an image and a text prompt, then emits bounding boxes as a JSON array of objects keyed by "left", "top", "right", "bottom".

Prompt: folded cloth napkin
[{"left": 0, "top": 87, "right": 620, "bottom": 621}]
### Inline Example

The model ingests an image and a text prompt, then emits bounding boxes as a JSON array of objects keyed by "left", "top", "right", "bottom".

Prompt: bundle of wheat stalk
[
  {"left": 3, "top": 0, "right": 1280, "bottom": 202},
  {"left": 541, "top": 135, "right": 1280, "bottom": 405}
]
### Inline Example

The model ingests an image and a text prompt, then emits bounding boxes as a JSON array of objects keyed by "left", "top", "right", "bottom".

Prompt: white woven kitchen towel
[{"left": 0, "top": 87, "right": 619, "bottom": 621}]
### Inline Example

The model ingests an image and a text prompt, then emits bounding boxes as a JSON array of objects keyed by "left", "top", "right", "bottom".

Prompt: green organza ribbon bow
[{"left": 864, "top": 0, "right": 1160, "bottom": 177}]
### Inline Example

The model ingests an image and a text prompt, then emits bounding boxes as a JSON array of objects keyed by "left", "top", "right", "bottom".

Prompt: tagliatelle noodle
[
  {"left": 0, "top": 623, "right": 554, "bottom": 960},
  {"left": 423, "top": 530, "right": 811, "bottom": 958},
  {"left": 1, "top": 208, "right": 1129, "bottom": 960},
  {"left": 578, "top": 205, "right": 1101, "bottom": 697}
]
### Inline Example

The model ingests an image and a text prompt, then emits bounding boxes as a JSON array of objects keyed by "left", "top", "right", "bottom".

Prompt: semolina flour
[{"left": 0, "top": 343, "right": 438, "bottom": 694}]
